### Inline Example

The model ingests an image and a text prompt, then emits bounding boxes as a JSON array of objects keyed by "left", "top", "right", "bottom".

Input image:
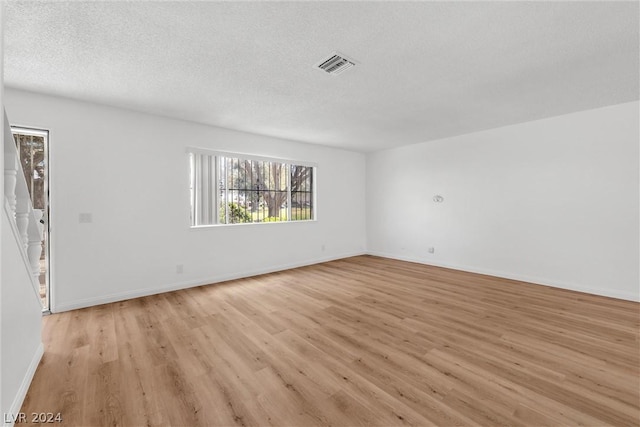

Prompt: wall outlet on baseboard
[
  {"left": 428, "top": 247, "right": 435, "bottom": 254},
  {"left": 176, "top": 264, "right": 184, "bottom": 274}
]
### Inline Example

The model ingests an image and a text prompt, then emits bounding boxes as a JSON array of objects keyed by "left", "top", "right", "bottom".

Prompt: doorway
[{"left": 11, "top": 126, "right": 50, "bottom": 312}]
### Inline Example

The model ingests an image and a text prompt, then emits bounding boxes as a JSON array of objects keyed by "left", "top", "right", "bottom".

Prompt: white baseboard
[
  {"left": 4, "top": 342, "right": 44, "bottom": 427},
  {"left": 54, "top": 251, "right": 366, "bottom": 312},
  {"left": 51, "top": 249, "right": 639, "bottom": 312},
  {"left": 367, "top": 251, "right": 640, "bottom": 303}
]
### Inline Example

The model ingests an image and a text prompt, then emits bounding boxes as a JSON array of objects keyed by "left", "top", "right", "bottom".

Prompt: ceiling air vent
[{"left": 315, "top": 52, "right": 356, "bottom": 76}]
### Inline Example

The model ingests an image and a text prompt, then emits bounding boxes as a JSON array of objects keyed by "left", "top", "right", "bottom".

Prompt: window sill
[{"left": 189, "top": 219, "right": 317, "bottom": 230}]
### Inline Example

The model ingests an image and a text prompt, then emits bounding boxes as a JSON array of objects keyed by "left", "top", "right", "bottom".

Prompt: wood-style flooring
[{"left": 21, "top": 256, "right": 640, "bottom": 426}]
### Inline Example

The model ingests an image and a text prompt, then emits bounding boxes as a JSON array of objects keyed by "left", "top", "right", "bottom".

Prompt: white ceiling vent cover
[{"left": 315, "top": 52, "right": 356, "bottom": 76}]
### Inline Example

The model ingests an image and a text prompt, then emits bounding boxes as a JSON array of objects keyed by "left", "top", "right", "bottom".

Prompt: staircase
[
  {"left": 3, "top": 110, "right": 44, "bottom": 302},
  {"left": 1, "top": 109, "right": 46, "bottom": 426}
]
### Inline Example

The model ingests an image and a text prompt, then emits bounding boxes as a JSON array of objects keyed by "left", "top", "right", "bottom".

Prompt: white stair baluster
[
  {"left": 33, "top": 209, "right": 44, "bottom": 239},
  {"left": 5, "top": 110, "right": 45, "bottom": 301},
  {"left": 15, "top": 196, "right": 30, "bottom": 248},
  {"left": 28, "top": 209, "right": 44, "bottom": 284},
  {"left": 4, "top": 152, "right": 18, "bottom": 216},
  {"left": 28, "top": 237, "right": 43, "bottom": 284}
]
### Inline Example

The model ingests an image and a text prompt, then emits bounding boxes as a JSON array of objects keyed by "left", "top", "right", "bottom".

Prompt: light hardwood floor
[{"left": 21, "top": 256, "right": 640, "bottom": 426}]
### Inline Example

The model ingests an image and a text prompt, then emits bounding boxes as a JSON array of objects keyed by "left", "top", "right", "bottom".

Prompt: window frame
[
  {"left": 188, "top": 148, "right": 317, "bottom": 228},
  {"left": 11, "top": 125, "right": 52, "bottom": 313}
]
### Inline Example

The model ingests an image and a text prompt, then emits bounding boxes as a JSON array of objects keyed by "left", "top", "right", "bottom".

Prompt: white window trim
[
  {"left": 187, "top": 148, "right": 317, "bottom": 228},
  {"left": 187, "top": 148, "right": 317, "bottom": 168}
]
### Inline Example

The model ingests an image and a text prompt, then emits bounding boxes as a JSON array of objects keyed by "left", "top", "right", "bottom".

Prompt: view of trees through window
[
  {"left": 14, "top": 133, "right": 46, "bottom": 210},
  {"left": 190, "top": 152, "right": 314, "bottom": 226},
  {"left": 12, "top": 128, "right": 49, "bottom": 311}
]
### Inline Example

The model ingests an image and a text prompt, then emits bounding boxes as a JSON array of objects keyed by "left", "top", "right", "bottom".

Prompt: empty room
[{"left": 1, "top": 1, "right": 638, "bottom": 426}]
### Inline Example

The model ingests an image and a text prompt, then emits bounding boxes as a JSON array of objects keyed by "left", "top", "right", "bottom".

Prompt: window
[{"left": 189, "top": 150, "right": 314, "bottom": 226}]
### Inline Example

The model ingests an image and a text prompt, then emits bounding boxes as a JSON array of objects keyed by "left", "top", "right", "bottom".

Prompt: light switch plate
[{"left": 79, "top": 213, "right": 93, "bottom": 223}]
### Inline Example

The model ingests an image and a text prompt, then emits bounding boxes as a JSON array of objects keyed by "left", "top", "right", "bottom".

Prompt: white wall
[
  {"left": 4, "top": 89, "right": 637, "bottom": 311},
  {"left": 0, "top": 1, "right": 5, "bottom": 417},
  {"left": 1, "top": 210, "right": 44, "bottom": 424},
  {"left": 2, "top": 10, "right": 44, "bottom": 420},
  {"left": 4, "top": 88, "right": 367, "bottom": 312},
  {"left": 367, "top": 101, "right": 639, "bottom": 301}
]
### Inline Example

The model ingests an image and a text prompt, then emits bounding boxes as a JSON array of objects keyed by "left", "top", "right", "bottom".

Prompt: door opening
[{"left": 11, "top": 126, "right": 50, "bottom": 313}]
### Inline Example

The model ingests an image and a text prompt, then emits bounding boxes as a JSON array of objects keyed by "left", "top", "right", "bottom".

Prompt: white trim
[
  {"left": 311, "top": 165, "right": 317, "bottom": 221},
  {"left": 40, "top": 247, "right": 639, "bottom": 313},
  {"left": 189, "top": 218, "right": 317, "bottom": 230},
  {"left": 286, "top": 163, "right": 292, "bottom": 220},
  {"left": 214, "top": 155, "right": 220, "bottom": 225},
  {"left": 54, "top": 251, "right": 366, "bottom": 312},
  {"left": 4, "top": 343, "right": 44, "bottom": 427},
  {"left": 10, "top": 125, "right": 51, "bottom": 313},
  {"left": 367, "top": 251, "right": 640, "bottom": 303},
  {"left": 186, "top": 147, "right": 318, "bottom": 168},
  {"left": 8, "top": 126, "right": 48, "bottom": 138}
]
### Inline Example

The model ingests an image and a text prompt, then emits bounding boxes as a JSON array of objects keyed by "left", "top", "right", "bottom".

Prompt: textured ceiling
[{"left": 4, "top": 1, "right": 639, "bottom": 152}]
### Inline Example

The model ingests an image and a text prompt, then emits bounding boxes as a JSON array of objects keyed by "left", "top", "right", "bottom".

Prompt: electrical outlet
[
  {"left": 428, "top": 247, "right": 435, "bottom": 254},
  {"left": 176, "top": 264, "right": 184, "bottom": 274}
]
